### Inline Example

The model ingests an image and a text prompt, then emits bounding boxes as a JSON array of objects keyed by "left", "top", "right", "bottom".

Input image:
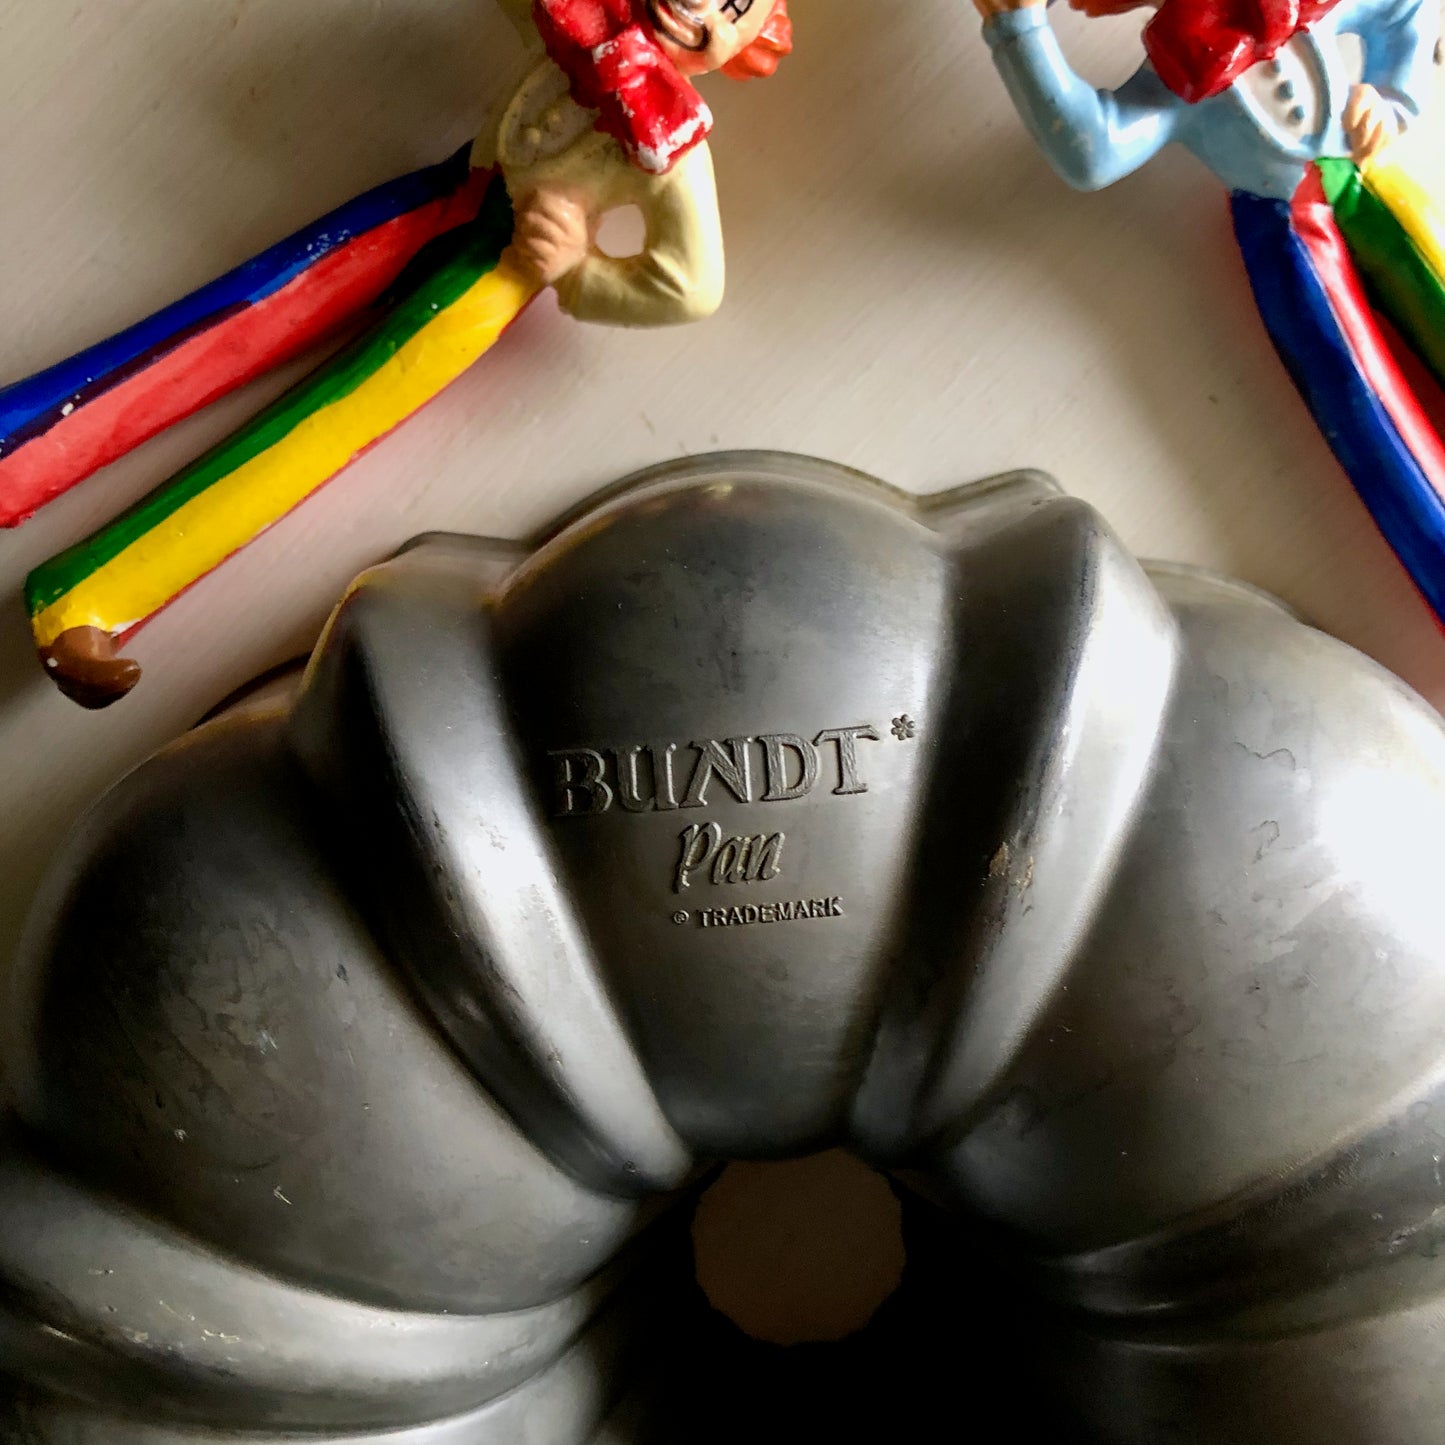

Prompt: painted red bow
[
  {"left": 1141, "top": 0, "right": 1343, "bottom": 104},
  {"left": 533, "top": 0, "right": 713, "bottom": 175}
]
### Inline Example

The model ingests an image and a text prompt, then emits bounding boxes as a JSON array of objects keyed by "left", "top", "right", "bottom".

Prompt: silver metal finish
[{"left": 4, "top": 451, "right": 1445, "bottom": 1443}]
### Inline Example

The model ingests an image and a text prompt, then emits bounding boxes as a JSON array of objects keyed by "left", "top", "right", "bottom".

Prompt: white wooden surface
[{"left": 1, "top": 0, "right": 1443, "bottom": 976}]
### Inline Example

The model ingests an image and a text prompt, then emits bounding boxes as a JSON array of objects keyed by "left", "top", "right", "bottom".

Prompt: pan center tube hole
[{"left": 690, "top": 1150, "right": 907, "bottom": 1346}]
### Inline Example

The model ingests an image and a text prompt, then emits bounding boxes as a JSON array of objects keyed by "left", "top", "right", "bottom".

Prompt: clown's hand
[
  {"left": 973, "top": 0, "right": 1045, "bottom": 15},
  {"left": 507, "top": 188, "right": 595, "bottom": 288},
  {"left": 1344, "top": 84, "right": 1400, "bottom": 163},
  {"left": 1069, "top": 0, "right": 1155, "bottom": 14}
]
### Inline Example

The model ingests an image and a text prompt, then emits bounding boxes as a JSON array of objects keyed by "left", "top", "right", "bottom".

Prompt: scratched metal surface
[
  {"left": 7, "top": 455, "right": 1445, "bottom": 1441},
  {"left": 0, "top": 0, "right": 1442, "bottom": 1005}
]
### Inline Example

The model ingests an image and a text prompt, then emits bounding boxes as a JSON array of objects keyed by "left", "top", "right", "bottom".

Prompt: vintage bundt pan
[{"left": 5, "top": 453, "right": 1445, "bottom": 1443}]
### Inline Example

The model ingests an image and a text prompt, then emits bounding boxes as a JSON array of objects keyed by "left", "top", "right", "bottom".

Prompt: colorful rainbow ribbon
[
  {"left": 1233, "top": 141, "right": 1445, "bottom": 624},
  {"left": 1319, "top": 151, "right": 1445, "bottom": 393},
  {"left": 0, "top": 147, "right": 495, "bottom": 528},
  {"left": 24, "top": 170, "right": 536, "bottom": 653}
]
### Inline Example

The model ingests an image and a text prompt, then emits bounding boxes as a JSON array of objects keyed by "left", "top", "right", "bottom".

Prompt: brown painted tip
[{"left": 39, "top": 626, "right": 142, "bottom": 710}]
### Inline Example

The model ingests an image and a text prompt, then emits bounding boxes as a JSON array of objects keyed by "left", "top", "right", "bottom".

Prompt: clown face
[{"left": 647, "top": 0, "right": 780, "bottom": 76}]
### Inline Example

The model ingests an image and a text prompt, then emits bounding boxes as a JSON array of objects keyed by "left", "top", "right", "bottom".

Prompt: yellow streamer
[{"left": 32, "top": 263, "right": 537, "bottom": 648}]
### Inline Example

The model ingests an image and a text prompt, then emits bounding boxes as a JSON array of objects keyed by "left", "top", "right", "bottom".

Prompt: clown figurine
[
  {"left": 3, "top": 0, "right": 792, "bottom": 707},
  {"left": 974, "top": 0, "right": 1445, "bottom": 623}
]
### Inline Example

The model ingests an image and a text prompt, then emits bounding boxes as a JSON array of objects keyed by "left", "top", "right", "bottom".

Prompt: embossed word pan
[{"left": 6, "top": 453, "right": 1445, "bottom": 1443}]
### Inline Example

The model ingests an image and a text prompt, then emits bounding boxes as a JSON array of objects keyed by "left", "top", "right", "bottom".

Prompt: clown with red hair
[
  {"left": 3, "top": 0, "right": 791, "bottom": 706},
  {"left": 975, "top": 0, "right": 1445, "bottom": 626},
  {"left": 494, "top": 0, "right": 790, "bottom": 325}
]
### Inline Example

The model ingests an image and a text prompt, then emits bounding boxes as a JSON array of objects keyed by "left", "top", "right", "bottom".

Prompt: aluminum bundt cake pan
[{"left": 4, "top": 452, "right": 1445, "bottom": 1443}]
